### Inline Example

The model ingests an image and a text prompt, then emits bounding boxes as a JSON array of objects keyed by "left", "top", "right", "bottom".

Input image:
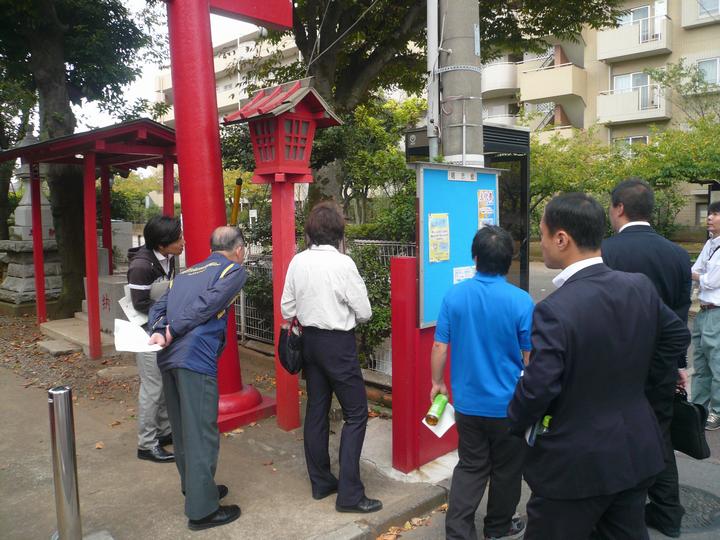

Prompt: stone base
[{"left": 0, "top": 300, "right": 61, "bottom": 318}]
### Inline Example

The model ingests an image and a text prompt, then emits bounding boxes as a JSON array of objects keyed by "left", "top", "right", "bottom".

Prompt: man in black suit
[
  {"left": 602, "top": 178, "right": 692, "bottom": 538},
  {"left": 508, "top": 193, "right": 690, "bottom": 540}
]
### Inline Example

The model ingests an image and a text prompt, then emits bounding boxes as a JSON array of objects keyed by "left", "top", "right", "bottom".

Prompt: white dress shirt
[
  {"left": 692, "top": 236, "right": 720, "bottom": 305},
  {"left": 153, "top": 250, "right": 171, "bottom": 276},
  {"left": 618, "top": 221, "right": 651, "bottom": 233},
  {"left": 281, "top": 245, "right": 372, "bottom": 331},
  {"left": 552, "top": 256, "right": 604, "bottom": 289}
]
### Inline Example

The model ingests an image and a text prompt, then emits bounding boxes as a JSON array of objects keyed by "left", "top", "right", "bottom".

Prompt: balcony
[
  {"left": 482, "top": 114, "right": 519, "bottom": 128},
  {"left": 597, "top": 16, "right": 672, "bottom": 62},
  {"left": 481, "top": 62, "right": 519, "bottom": 98},
  {"left": 519, "top": 63, "right": 587, "bottom": 104},
  {"left": 682, "top": 0, "right": 720, "bottom": 28},
  {"left": 536, "top": 126, "right": 576, "bottom": 144},
  {"left": 597, "top": 85, "right": 671, "bottom": 125}
]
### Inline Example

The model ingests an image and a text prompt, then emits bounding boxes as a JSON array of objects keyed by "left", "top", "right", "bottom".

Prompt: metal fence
[{"left": 235, "top": 242, "right": 417, "bottom": 375}]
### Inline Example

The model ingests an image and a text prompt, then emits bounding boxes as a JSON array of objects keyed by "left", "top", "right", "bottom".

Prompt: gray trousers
[
  {"left": 136, "top": 351, "right": 171, "bottom": 450},
  {"left": 162, "top": 368, "right": 220, "bottom": 520}
]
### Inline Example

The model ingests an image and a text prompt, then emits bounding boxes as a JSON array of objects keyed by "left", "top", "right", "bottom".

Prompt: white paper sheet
[
  {"left": 114, "top": 319, "right": 162, "bottom": 353},
  {"left": 118, "top": 294, "right": 148, "bottom": 326},
  {"left": 421, "top": 402, "right": 456, "bottom": 438}
]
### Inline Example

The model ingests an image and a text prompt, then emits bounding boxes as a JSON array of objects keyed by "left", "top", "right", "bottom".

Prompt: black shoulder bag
[
  {"left": 278, "top": 318, "right": 303, "bottom": 375},
  {"left": 670, "top": 388, "right": 711, "bottom": 460}
]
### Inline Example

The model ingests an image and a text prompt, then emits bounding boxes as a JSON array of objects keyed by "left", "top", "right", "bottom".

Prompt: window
[
  {"left": 697, "top": 203, "right": 709, "bottom": 226},
  {"left": 613, "top": 72, "right": 659, "bottom": 109},
  {"left": 699, "top": 0, "right": 720, "bottom": 18},
  {"left": 613, "top": 135, "right": 648, "bottom": 156},
  {"left": 698, "top": 58, "right": 720, "bottom": 86}
]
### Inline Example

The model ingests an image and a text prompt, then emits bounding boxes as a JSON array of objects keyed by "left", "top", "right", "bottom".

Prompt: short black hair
[
  {"left": 210, "top": 226, "right": 246, "bottom": 252},
  {"left": 611, "top": 178, "right": 654, "bottom": 221},
  {"left": 305, "top": 201, "right": 345, "bottom": 249},
  {"left": 471, "top": 226, "right": 514, "bottom": 276},
  {"left": 709, "top": 201, "right": 720, "bottom": 214},
  {"left": 544, "top": 193, "right": 606, "bottom": 251},
  {"left": 144, "top": 216, "right": 182, "bottom": 251}
]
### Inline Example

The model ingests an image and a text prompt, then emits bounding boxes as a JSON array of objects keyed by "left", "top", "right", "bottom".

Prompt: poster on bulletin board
[{"left": 415, "top": 163, "right": 500, "bottom": 328}]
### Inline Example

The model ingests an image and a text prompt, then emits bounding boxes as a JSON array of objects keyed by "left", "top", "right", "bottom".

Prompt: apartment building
[
  {"left": 154, "top": 30, "right": 299, "bottom": 127},
  {"left": 481, "top": 0, "right": 720, "bottom": 226}
]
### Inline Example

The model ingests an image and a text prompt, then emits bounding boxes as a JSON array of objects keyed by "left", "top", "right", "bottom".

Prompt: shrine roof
[
  {"left": 223, "top": 78, "right": 342, "bottom": 128},
  {"left": 0, "top": 118, "right": 176, "bottom": 173}
]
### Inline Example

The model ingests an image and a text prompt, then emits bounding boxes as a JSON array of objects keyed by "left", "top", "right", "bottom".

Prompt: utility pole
[
  {"left": 426, "top": 0, "right": 440, "bottom": 160},
  {"left": 437, "top": 0, "right": 483, "bottom": 166}
]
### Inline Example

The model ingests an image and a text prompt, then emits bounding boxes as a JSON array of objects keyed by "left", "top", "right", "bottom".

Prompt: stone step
[
  {"left": 40, "top": 318, "right": 118, "bottom": 358},
  {"left": 74, "top": 311, "right": 88, "bottom": 322},
  {"left": 37, "top": 339, "right": 82, "bottom": 357}
]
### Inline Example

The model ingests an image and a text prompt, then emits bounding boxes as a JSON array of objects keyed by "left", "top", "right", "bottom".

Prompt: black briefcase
[
  {"left": 670, "top": 388, "right": 711, "bottom": 460},
  {"left": 278, "top": 318, "right": 303, "bottom": 375}
]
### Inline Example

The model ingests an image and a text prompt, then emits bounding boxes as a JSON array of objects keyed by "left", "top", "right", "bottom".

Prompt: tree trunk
[{"left": 27, "top": 0, "right": 84, "bottom": 317}]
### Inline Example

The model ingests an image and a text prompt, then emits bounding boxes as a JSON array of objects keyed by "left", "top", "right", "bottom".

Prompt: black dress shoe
[
  {"left": 336, "top": 496, "right": 383, "bottom": 514},
  {"left": 157, "top": 433, "right": 173, "bottom": 447},
  {"left": 137, "top": 445, "right": 175, "bottom": 463},
  {"left": 188, "top": 504, "right": 241, "bottom": 531},
  {"left": 183, "top": 485, "right": 229, "bottom": 500},
  {"left": 312, "top": 486, "right": 338, "bottom": 500},
  {"left": 645, "top": 512, "right": 681, "bottom": 538}
]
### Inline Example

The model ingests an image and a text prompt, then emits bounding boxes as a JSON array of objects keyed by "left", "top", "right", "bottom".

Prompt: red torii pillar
[
  {"left": 29, "top": 161, "right": 47, "bottom": 324},
  {"left": 164, "top": 0, "right": 288, "bottom": 430},
  {"left": 83, "top": 152, "right": 102, "bottom": 359},
  {"left": 162, "top": 156, "right": 175, "bottom": 217}
]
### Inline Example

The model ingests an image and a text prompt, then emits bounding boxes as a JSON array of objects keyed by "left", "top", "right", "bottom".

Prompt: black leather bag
[
  {"left": 278, "top": 318, "right": 303, "bottom": 375},
  {"left": 670, "top": 388, "right": 711, "bottom": 460}
]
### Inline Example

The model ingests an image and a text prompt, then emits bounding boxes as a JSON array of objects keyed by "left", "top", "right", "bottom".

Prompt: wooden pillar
[
  {"left": 100, "top": 166, "right": 113, "bottom": 274},
  {"left": 163, "top": 156, "right": 175, "bottom": 217},
  {"left": 83, "top": 153, "right": 102, "bottom": 359},
  {"left": 29, "top": 162, "right": 47, "bottom": 324}
]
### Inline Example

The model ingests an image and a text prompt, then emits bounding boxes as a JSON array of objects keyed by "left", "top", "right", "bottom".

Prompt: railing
[
  {"left": 599, "top": 84, "right": 663, "bottom": 110},
  {"left": 235, "top": 240, "right": 417, "bottom": 376},
  {"left": 521, "top": 61, "right": 573, "bottom": 74},
  {"left": 536, "top": 109, "right": 555, "bottom": 131},
  {"left": 617, "top": 14, "right": 671, "bottom": 44}
]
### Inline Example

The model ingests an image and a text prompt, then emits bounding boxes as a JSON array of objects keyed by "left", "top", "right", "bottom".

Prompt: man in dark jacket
[
  {"left": 508, "top": 193, "right": 690, "bottom": 540},
  {"left": 602, "top": 178, "right": 692, "bottom": 537},
  {"left": 148, "top": 226, "right": 247, "bottom": 531},
  {"left": 127, "top": 215, "right": 184, "bottom": 463}
]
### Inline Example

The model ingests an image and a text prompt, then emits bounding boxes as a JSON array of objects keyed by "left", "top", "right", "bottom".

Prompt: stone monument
[{"left": 0, "top": 132, "right": 62, "bottom": 314}]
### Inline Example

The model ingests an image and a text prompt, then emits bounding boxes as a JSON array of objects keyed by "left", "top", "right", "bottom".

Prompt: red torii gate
[
  {"left": 0, "top": 119, "right": 178, "bottom": 357},
  {"left": 163, "top": 0, "right": 293, "bottom": 430}
]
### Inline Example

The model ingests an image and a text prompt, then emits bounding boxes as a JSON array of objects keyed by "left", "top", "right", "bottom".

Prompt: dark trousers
[
  {"left": 646, "top": 382, "right": 684, "bottom": 531},
  {"left": 302, "top": 327, "right": 368, "bottom": 506},
  {"left": 524, "top": 478, "right": 654, "bottom": 540},
  {"left": 445, "top": 412, "right": 526, "bottom": 540},
  {"left": 162, "top": 368, "right": 220, "bottom": 520}
]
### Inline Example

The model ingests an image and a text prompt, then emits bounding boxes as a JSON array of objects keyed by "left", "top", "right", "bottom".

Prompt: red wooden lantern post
[{"left": 225, "top": 79, "right": 342, "bottom": 431}]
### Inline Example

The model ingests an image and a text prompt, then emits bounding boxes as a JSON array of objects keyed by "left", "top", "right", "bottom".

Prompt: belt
[{"left": 700, "top": 304, "right": 719, "bottom": 311}]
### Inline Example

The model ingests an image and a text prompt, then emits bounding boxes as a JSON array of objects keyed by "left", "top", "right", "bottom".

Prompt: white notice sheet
[{"left": 114, "top": 319, "right": 162, "bottom": 353}]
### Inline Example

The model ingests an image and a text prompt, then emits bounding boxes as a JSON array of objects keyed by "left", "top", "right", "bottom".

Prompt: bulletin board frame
[{"left": 414, "top": 162, "right": 501, "bottom": 328}]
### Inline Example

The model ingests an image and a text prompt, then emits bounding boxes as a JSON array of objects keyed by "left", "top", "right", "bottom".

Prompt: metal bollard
[{"left": 48, "top": 386, "right": 82, "bottom": 540}]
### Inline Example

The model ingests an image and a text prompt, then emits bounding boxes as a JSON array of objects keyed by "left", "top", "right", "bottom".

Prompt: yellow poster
[{"left": 428, "top": 213, "right": 450, "bottom": 263}]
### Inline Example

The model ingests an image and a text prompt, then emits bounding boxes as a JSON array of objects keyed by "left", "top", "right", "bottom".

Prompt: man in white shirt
[
  {"left": 281, "top": 202, "right": 381, "bottom": 514},
  {"left": 691, "top": 200, "right": 720, "bottom": 431}
]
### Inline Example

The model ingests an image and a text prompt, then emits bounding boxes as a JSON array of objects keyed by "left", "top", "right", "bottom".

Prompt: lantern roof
[{"left": 223, "top": 77, "right": 342, "bottom": 128}]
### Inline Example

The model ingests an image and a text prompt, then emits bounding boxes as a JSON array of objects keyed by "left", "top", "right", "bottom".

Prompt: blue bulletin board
[{"left": 416, "top": 163, "right": 500, "bottom": 328}]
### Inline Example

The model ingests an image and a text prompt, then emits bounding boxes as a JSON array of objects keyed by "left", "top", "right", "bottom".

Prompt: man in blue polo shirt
[{"left": 431, "top": 225, "right": 533, "bottom": 540}]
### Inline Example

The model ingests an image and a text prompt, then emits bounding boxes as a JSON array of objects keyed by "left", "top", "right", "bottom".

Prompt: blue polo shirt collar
[{"left": 474, "top": 272, "right": 505, "bottom": 283}]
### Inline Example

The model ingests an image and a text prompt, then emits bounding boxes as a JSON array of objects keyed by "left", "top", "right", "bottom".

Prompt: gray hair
[{"left": 210, "top": 226, "right": 246, "bottom": 252}]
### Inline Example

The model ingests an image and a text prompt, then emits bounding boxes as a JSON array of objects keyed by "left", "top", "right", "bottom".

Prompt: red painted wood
[
  {"left": 29, "top": 162, "right": 47, "bottom": 324},
  {"left": 84, "top": 153, "right": 102, "bottom": 359},
  {"left": 100, "top": 166, "right": 113, "bottom": 274},
  {"left": 271, "top": 181, "right": 301, "bottom": 431},
  {"left": 162, "top": 156, "right": 174, "bottom": 217},
  {"left": 391, "top": 257, "right": 457, "bottom": 473},
  {"left": 209, "top": 0, "right": 292, "bottom": 30}
]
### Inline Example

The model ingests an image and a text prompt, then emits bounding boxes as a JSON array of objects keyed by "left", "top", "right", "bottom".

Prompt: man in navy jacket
[
  {"left": 148, "top": 226, "right": 248, "bottom": 531},
  {"left": 602, "top": 178, "right": 691, "bottom": 537},
  {"left": 508, "top": 193, "right": 690, "bottom": 539}
]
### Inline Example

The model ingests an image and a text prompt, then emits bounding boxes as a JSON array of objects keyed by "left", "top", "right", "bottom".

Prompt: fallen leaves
[
  {"left": 376, "top": 510, "right": 436, "bottom": 539},
  {"left": 109, "top": 420, "right": 121, "bottom": 427},
  {"left": 95, "top": 441, "right": 105, "bottom": 450}
]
